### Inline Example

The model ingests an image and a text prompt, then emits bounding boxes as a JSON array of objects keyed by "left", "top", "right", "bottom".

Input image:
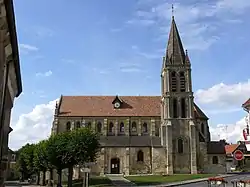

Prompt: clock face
[{"left": 114, "top": 102, "right": 121, "bottom": 108}]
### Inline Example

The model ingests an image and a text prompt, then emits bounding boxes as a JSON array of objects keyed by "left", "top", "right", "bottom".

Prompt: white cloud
[
  {"left": 210, "top": 117, "right": 248, "bottom": 143},
  {"left": 195, "top": 79, "right": 250, "bottom": 109},
  {"left": 128, "top": 0, "right": 250, "bottom": 51},
  {"left": 19, "top": 44, "right": 39, "bottom": 51},
  {"left": 34, "top": 26, "right": 54, "bottom": 38},
  {"left": 9, "top": 99, "right": 58, "bottom": 150},
  {"left": 36, "top": 70, "right": 53, "bottom": 77},
  {"left": 19, "top": 43, "right": 39, "bottom": 54},
  {"left": 193, "top": 79, "right": 250, "bottom": 143}
]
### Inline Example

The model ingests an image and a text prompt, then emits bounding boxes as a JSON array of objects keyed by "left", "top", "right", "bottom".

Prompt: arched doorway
[{"left": 110, "top": 158, "right": 120, "bottom": 174}]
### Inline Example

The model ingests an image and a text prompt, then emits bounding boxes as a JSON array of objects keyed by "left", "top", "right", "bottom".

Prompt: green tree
[
  {"left": 33, "top": 140, "right": 50, "bottom": 185},
  {"left": 46, "top": 131, "right": 71, "bottom": 186},
  {"left": 65, "top": 128, "right": 100, "bottom": 187},
  {"left": 16, "top": 143, "right": 36, "bottom": 180}
]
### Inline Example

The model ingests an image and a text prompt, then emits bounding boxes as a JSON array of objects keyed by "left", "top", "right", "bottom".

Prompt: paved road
[{"left": 179, "top": 174, "right": 250, "bottom": 187}]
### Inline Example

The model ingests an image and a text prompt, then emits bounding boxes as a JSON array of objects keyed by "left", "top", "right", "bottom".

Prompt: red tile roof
[
  {"left": 58, "top": 95, "right": 207, "bottom": 118},
  {"left": 225, "top": 144, "right": 239, "bottom": 154},
  {"left": 242, "top": 98, "right": 250, "bottom": 108}
]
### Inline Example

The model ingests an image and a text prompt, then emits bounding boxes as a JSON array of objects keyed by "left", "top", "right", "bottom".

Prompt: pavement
[{"left": 106, "top": 174, "right": 136, "bottom": 186}]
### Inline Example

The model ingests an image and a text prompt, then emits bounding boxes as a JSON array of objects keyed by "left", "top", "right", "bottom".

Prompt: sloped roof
[
  {"left": 207, "top": 141, "right": 226, "bottom": 154},
  {"left": 242, "top": 98, "right": 250, "bottom": 109},
  {"left": 58, "top": 95, "right": 208, "bottom": 118},
  {"left": 225, "top": 144, "right": 239, "bottom": 154}
]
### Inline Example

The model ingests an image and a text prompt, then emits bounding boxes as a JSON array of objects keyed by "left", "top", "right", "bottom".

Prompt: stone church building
[{"left": 51, "top": 17, "right": 226, "bottom": 175}]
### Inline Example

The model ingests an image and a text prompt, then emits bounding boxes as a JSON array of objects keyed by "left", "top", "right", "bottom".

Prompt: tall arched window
[
  {"left": 181, "top": 98, "right": 186, "bottom": 118},
  {"left": 142, "top": 123, "right": 148, "bottom": 133},
  {"left": 171, "top": 71, "right": 177, "bottom": 92},
  {"left": 177, "top": 138, "right": 184, "bottom": 153},
  {"left": 97, "top": 122, "right": 102, "bottom": 133},
  {"left": 212, "top": 156, "right": 218, "bottom": 164},
  {"left": 179, "top": 72, "right": 186, "bottom": 92},
  {"left": 137, "top": 150, "right": 144, "bottom": 162},
  {"left": 108, "top": 122, "right": 114, "bottom": 133},
  {"left": 120, "top": 122, "right": 125, "bottom": 133},
  {"left": 87, "top": 122, "right": 91, "bottom": 129},
  {"left": 131, "top": 122, "right": 137, "bottom": 132},
  {"left": 66, "top": 122, "right": 71, "bottom": 131},
  {"left": 76, "top": 121, "right": 81, "bottom": 128},
  {"left": 173, "top": 98, "right": 178, "bottom": 118}
]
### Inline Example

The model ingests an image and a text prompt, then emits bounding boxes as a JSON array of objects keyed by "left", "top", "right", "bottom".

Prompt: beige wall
[{"left": 54, "top": 116, "right": 161, "bottom": 136}]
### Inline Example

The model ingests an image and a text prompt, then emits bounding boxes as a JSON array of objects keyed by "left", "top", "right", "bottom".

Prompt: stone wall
[
  {"left": 129, "top": 147, "right": 151, "bottom": 175},
  {"left": 205, "top": 154, "right": 226, "bottom": 174},
  {"left": 152, "top": 147, "right": 166, "bottom": 175},
  {"left": 171, "top": 119, "right": 191, "bottom": 173}
]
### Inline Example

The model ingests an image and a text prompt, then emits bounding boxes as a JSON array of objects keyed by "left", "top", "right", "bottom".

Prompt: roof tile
[{"left": 58, "top": 95, "right": 207, "bottom": 118}]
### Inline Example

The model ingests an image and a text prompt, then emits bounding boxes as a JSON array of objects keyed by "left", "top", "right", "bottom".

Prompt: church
[{"left": 51, "top": 16, "right": 226, "bottom": 176}]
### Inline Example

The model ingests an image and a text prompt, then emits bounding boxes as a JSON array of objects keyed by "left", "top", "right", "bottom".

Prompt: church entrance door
[{"left": 110, "top": 158, "right": 120, "bottom": 174}]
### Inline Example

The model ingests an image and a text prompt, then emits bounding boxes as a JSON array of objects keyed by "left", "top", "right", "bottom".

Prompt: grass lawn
[
  {"left": 63, "top": 176, "right": 113, "bottom": 187},
  {"left": 126, "top": 174, "right": 215, "bottom": 186}
]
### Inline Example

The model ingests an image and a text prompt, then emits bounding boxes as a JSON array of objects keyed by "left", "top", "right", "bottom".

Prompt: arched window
[
  {"left": 155, "top": 125, "right": 159, "bottom": 136},
  {"left": 173, "top": 98, "right": 178, "bottom": 118},
  {"left": 177, "top": 138, "right": 184, "bottom": 153},
  {"left": 212, "top": 156, "right": 218, "bottom": 164},
  {"left": 120, "top": 122, "right": 125, "bottom": 132},
  {"left": 87, "top": 122, "right": 91, "bottom": 129},
  {"left": 108, "top": 122, "right": 114, "bottom": 133},
  {"left": 181, "top": 98, "right": 186, "bottom": 118},
  {"left": 97, "top": 122, "right": 102, "bottom": 133},
  {"left": 137, "top": 150, "right": 144, "bottom": 162},
  {"left": 171, "top": 71, "right": 177, "bottom": 92},
  {"left": 142, "top": 123, "right": 148, "bottom": 133},
  {"left": 66, "top": 122, "right": 71, "bottom": 131},
  {"left": 131, "top": 122, "right": 137, "bottom": 132},
  {"left": 179, "top": 72, "right": 186, "bottom": 92},
  {"left": 76, "top": 121, "right": 81, "bottom": 128},
  {"left": 201, "top": 123, "right": 205, "bottom": 134}
]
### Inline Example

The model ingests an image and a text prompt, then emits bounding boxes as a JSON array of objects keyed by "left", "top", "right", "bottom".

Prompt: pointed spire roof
[{"left": 166, "top": 16, "right": 186, "bottom": 65}]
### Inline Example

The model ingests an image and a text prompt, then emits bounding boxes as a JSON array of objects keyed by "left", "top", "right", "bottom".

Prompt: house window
[
  {"left": 173, "top": 98, "right": 178, "bottom": 118},
  {"left": 76, "top": 121, "right": 81, "bottom": 128},
  {"left": 171, "top": 71, "right": 177, "bottom": 92},
  {"left": 131, "top": 122, "right": 137, "bottom": 132},
  {"left": 179, "top": 72, "right": 186, "bottom": 92},
  {"left": 137, "top": 150, "right": 144, "bottom": 162},
  {"left": 212, "top": 156, "right": 218, "bottom": 164},
  {"left": 177, "top": 138, "right": 184, "bottom": 153},
  {"left": 181, "top": 98, "right": 186, "bottom": 118},
  {"left": 120, "top": 122, "right": 125, "bottom": 133},
  {"left": 142, "top": 123, "right": 148, "bottom": 133},
  {"left": 97, "top": 122, "right": 102, "bottom": 133},
  {"left": 66, "top": 122, "right": 71, "bottom": 131},
  {"left": 108, "top": 122, "right": 114, "bottom": 133}
]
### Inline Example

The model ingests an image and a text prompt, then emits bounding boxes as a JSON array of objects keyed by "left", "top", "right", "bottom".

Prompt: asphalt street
[{"left": 179, "top": 174, "right": 250, "bottom": 187}]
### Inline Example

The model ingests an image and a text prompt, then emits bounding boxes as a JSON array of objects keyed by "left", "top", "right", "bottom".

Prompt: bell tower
[{"left": 161, "top": 15, "right": 197, "bottom": 174}]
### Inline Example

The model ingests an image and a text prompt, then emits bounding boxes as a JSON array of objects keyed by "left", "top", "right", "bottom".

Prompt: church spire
[{"left": 166, "top": 14, "right": 186, "bottom": 65}]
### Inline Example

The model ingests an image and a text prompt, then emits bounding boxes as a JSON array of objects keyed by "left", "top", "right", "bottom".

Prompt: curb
[{"left": 157, "top": 174, "right": 236, "bottom": 187}]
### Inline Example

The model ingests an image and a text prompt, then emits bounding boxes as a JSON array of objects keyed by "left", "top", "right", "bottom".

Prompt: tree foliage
[
  {"left": 70, "top": 128, "right": 100, "bottom": 165},
  {"left": 16, "top": 127, "right": 101, "bottom": 186},
  {"left": 33, "top": 140, "right": 49, "bottom": 172},
  {"left": 16, "top": 143, "right": 36, "bottom": 179}
]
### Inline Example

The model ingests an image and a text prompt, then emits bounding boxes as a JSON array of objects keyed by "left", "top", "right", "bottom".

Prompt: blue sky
[{"left": 9, "top": 0, "right": 250, "bottom": 149}]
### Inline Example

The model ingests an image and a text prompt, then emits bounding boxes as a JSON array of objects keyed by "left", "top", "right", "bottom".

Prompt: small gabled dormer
[{"left": 112, "top": 95, "right": 123, "bottom": 109}]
